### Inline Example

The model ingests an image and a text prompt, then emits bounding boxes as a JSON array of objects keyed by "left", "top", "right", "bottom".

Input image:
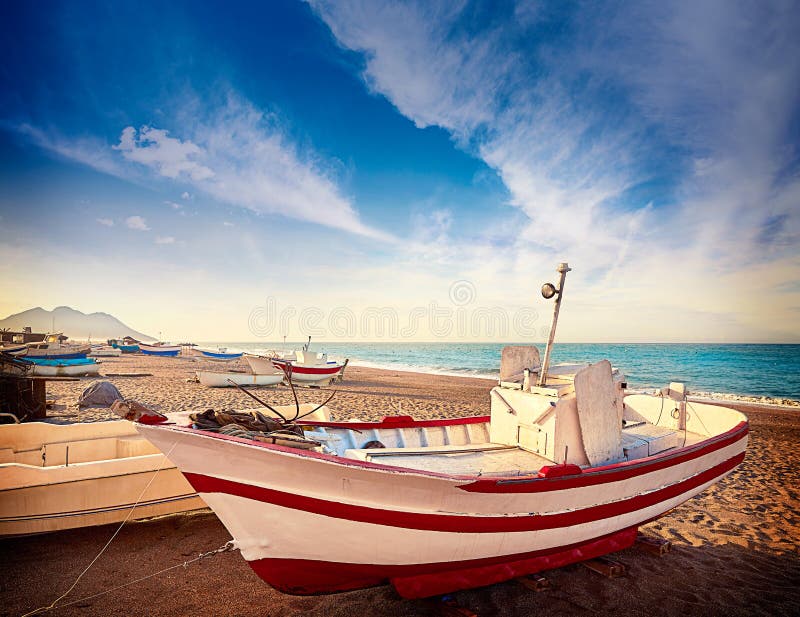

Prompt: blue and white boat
[
  {"left": 109, "top": 340, "right": 140, "bottom": 353},
  {"left": 193, "top": 348, "right": 243, "bottom": 360},
  {"left": 29, "top": 357, "right": 99, "bottom": 377},
  {"left": 139, "top": 343, "right": 181, "bottom": 357}
]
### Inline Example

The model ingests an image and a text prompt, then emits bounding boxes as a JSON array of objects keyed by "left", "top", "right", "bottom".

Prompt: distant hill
[{"left": 0, "top": 306, "right": 155, "bottom": 342}]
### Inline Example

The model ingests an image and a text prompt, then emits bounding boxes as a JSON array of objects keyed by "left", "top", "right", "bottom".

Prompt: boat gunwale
[{"left": 140, "top": 414, "right": 749, "bottom": 488}]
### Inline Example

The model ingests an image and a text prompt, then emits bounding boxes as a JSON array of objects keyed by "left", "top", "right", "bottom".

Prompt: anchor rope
[
  {"left": 22, "top": 541, "right": 236, "bottom": 615},
  {"left": 21, "top": 438, "right": 180, "bottom": 617}
]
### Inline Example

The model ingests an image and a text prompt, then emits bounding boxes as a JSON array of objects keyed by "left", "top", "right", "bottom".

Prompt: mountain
[{"left": 0, "top": 306, "right": 155, "bottom": 342}]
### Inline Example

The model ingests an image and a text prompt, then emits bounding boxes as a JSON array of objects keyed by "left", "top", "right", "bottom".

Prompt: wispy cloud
[
  {"left": 125, "top": 215, "right": 150, "bottom": 231},
  {"left": 155, "top": 235, "right": 175, "bottom": 244},
  {"left": 96, "top": 217, "right": 114, "bottom": 227},
  {"left": 223, "top": 221, "right": 234, "bottom": 227},
  {"left": 309, "top": 0, "right": 800, "bottom": 313},
  {"left": 15, "top": 91, "right": 390, "bottom": 241},
  {"left": 15, "top": 124, "right": 124, "bottom": 178},
  {"left": 165, "top": 200, "right": 182, "bottom": 210}
]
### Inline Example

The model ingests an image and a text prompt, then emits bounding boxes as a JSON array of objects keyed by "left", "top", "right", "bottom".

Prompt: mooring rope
[
  {"left": 22, "top": 541, "right": 236, "bottom": 615},
  {"left": 21, "top": 439, "right": 181, "bottom": 617}
]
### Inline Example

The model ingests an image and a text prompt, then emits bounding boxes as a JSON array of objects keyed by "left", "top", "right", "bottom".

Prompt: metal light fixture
[{"left": 538, "top": 262, "right": 572, "bottom": 387}]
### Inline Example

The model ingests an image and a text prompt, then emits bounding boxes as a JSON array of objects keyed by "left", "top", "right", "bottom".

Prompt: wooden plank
[
  {"left": 516, "top": 573, "right": 550, "bottom": 591},
  {"left": 582, "top": 556, "right": 626, "bottom": 578},
  {"left": 635, "top": 533, "right": 672, "bottom": 556}
]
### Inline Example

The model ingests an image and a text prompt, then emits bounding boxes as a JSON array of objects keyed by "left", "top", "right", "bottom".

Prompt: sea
[{"left": 199, "top": 342, "right": 800, "bottom": 401}]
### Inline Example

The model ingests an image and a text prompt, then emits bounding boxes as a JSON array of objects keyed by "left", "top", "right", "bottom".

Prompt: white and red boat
[
  {"left": 136, "top": 265, "right": 748, "bottom": 598},
  {"left": 245, "top": 351, "right": 345, "bottom": 385},
  {"left": 137, "top": 364, "right": 747, "bottom": 598}
]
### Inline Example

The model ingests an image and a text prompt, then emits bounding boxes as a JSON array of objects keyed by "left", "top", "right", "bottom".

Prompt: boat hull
[
  {"left": 246, "top": 355, "right": 343, "bottom": 384},
  {"left": 29, "top": 359, "right": 99, "bottom": 377},
  {"left": 0, "top": 421, "right": 205, "bottom": 536},
  {"left": 140, "top": 344, "right": 180, "bottom": 356},
  {"left": 23, "top": 345, "right": 91, "bottom": 359},
  {"left": 138, "top": 412, "right": 748, "bottom": 598},
  {"left": 196, "top": 349, "right": 243, "bottom": 360},
  {"left": 196, "top": 371, "right": 283, "bottom": 388}
]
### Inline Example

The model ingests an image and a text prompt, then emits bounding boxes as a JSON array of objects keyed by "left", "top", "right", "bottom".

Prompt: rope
[
  {"left": 21, "top": 439, "right": 180, "bottom": 617},
  {"left": 22, "top": 541, "right": 236, "bottom": 615}
]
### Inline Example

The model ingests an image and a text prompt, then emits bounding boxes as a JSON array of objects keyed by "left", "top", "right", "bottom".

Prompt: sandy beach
[{"left": 1, "top": 355, "right": 798, "bottom": 616}]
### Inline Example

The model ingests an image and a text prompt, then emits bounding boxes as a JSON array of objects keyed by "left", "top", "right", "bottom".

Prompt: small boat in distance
[
  {"left": 245, "top": 349, "right": 346, "bottom": 386},
  {"left": 89, "top": 346, "right": 122, "bottom": 357},
  {"left": 139, "top": 343, "right": 181, "bottom": 357},
  {"left": 136, "top": 264, "right": 748, "bottom": 598},
  {"left": 193, "top": 347, "right": 244, "bottom": 361},
  {"left": 19, "top": 333, "right": 90, "bottom": 359},
  {"left": 196, "top": 370, "right": 283, "bottom": 388},
  {"left": 109, "top": 339, "right": 140, "bottom": 353}
]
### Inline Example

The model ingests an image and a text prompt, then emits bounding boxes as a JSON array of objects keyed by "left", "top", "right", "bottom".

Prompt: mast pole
[{"left": 538, "top": 262, "right": 571, "bottom": 387}]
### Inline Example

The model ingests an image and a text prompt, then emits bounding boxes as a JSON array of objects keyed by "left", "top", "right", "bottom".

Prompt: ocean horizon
[{"left": 197, "top": 342, "right": 800, "bottom": 401}]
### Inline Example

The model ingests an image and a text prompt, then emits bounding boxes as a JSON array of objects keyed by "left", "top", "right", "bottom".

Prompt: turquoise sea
[{"left": 202, "top": 342, "right": 800, "bottom": 400}]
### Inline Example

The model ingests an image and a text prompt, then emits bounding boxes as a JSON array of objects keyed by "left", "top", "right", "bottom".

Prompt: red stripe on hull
[
  {"left": 184, "top": 450, "right": 744, "bottom": 533},
  {"left": 166, "top": 420, "right": 746, "bottom": 489},
  {"left": 271, "top": 360, "right": 342, "bottom": 375},
  {"left": 460, "top": 421, "right": 749, "bottom": 493},
  {"left": 247, "top": 527, "right": 639, "bottom": 598}
]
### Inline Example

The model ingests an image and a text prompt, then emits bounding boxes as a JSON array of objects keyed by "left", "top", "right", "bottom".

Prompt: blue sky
[{"left": 1, "top": 0, "right": 798, "bottom": 342}]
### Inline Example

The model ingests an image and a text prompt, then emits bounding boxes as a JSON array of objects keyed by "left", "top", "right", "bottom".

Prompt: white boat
[
  {"left": 29, "top": 358, "right": 100, "bottom": 377},
  {"left": 196, "top": 370, "right": 283, "bottom": 388},
  {"left": 0, "top": 421, "right": 206, "bottom": 536},
  {"left": 139, "top": 343, "right": 181, "bottom": 357},
  {"left": 89, "top": 346, "right": 122, "bottom": 357},
  {"left": 137, "top": 264, "right": 748, "bottom": 598},
  {"left": 245, "top": 351, "right": 345, "bottom": 385},
  {"left": 20, "top": 336, "right": 91, "bottom": 359}
]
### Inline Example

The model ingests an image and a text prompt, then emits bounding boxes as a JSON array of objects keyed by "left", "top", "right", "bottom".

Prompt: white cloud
[
  {"left": 223, "top": 221, "right": 234, "bottom": 227},
  {"left": 308, "top": 0, "right": 800, "bottom": 339},
  {"left": 165, "top": 200, "right": 182, "bottom": 209},
  {"left": 125, "top": 215, "right": 150, "bottom": 231},
  {"left": 155, "top": 236, "right": 175, "bottom": 244},
  {"left": 181, "top": 191, "right": 191, "bottom": 200},
  {"left": 114, "top": 126, "right": 215, "bottom": 181},
  {"left": 96, "top": 218, "right": 114, "bottom": 227}
]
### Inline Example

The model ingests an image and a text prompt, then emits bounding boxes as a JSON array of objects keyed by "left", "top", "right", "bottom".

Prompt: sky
[{"left": 0, "top": 0, "right": 798, "bottom": 343}]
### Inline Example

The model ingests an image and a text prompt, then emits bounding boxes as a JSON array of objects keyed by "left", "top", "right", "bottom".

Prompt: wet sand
[{"left": 1, "top": 356, "right": 798, "bottom": 616}]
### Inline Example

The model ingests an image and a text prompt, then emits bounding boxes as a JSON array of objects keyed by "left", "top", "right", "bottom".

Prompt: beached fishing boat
[
  {"left": 0, "top": 420, "right": 206, "bottom": 536},
  {"left": 138, "top": 264, "right": 749, "bottom": 598},
  {"left": 28, "top": 358, "right": 100, "bottom": 377},
  {"left": 0, "top": 343, "right": 28, "bottom": 355},
  {"left": 140, "top": 343, "right": 181, "bottom": 357},
  {"left": 89, "top": 346, "right": 122, "bottom": 357},
  {"left": 196, "top": 370, "right": 283, "bottom": 388},
  {"left": 109, "top": 339, "right": 140, "bottom": 353},
  {"left": 193, "top": 348, "right": 243, "bottom": 361},
  {"left": 245, "top": 351, "right": 345, "bottom": 385},
  {"left": 21, "top": 342, "right": 91, "bottom": 359}
]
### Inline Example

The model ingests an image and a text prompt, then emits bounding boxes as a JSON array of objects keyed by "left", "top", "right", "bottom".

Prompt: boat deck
[{"left": 344, "top": 443, "right": 553, "bottom": 476}]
